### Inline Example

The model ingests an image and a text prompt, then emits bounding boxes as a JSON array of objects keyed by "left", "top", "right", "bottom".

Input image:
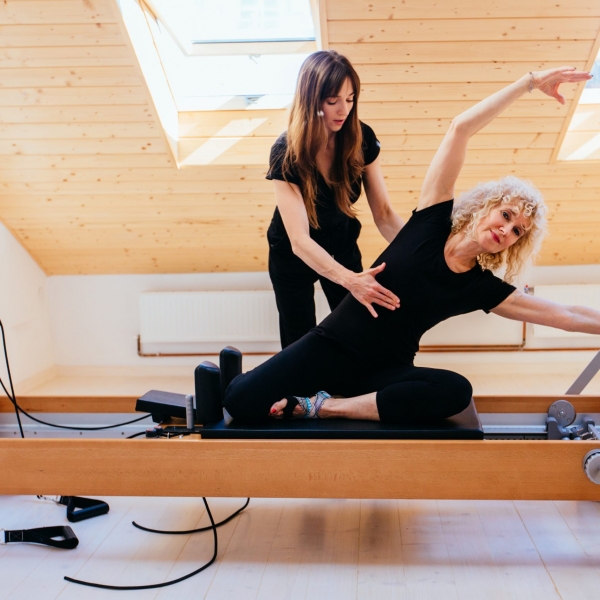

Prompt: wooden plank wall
[{"left": 0, "top": 0, "right": 600, "bottom": 275}]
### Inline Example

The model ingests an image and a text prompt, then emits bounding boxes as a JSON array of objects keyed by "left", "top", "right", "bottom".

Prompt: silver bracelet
[{"left": 528, "top": 71, "right": 535, "bottom": 93}]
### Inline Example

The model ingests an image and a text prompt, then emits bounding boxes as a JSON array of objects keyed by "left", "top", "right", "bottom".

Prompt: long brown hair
[{"left": 280, "top": 50, "right": 363, "bottom": 229}]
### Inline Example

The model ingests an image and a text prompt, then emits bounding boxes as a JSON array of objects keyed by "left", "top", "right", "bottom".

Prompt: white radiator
[
  {"left": 532, "top": 284, "right": 600, "bottom": 345},
  {"left": 421, "top": 311, "right": 523, "bottom": 347},
  {"left": 139, "top": 290, "right": 330, "bottom": 354},
  {"left": 138, "top": 290, "right": 525, "bottom": 355}
]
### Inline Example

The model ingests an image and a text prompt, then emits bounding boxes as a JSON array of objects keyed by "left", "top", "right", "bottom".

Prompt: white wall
[
  {"left": 0, "top": 224, "right": 54, "bottom": 387},
  {"left": 2, "top": 207, "right": 599, "bottom": 376},
  {"left": 47, "top": 272, "right": 273, "bottom": 367},
  {"left": 45, "top": 263, "right": 600, "bottom": 368}
]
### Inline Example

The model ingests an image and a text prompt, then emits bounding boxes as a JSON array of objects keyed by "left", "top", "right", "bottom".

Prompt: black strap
[
  {"left": 2, "top": 526, "right": 79, "bottom": 550},
  {"left": 58, "top": 496, "right": 110, "bottom": 523}
]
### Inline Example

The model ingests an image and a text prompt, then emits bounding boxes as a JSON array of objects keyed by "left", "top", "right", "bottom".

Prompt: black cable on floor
[
  {"left": 64, "top": 497, "right": 219, "bottom": 591},
  {"left": 132, "top": 498, "right": 250, "bottom": 534},
  {"left": 3, "top": 317, "right": 251, "bottom": 590}
]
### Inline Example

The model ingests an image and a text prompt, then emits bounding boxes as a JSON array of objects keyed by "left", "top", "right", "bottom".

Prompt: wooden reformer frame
[{"left": 2, "top": 394, "right": 600, "bottom": 502}]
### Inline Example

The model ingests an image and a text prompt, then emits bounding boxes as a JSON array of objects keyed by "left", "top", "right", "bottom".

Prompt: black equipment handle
[
  {"left": 2, "top": 525, "right": 79, "bottom": 550},
  {"left": 59, "top": 496, "right": 110, "bottom": 523}
]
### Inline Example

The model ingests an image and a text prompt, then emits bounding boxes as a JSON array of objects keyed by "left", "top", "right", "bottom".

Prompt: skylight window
[
  {"left": 118, "top": 0, "right": 321, "bottom": 165},
  {"left": 147, "top": 0, "right": 316, "bottom": 54},
  {"left": 557, "top": 52, "right": 600, "bottom": 161},
  {"left": 142, "top": 0, "right": 317, "bottom": 111},
  {"left": 189, "top": 0, "right": 316, "bottom": 44}
]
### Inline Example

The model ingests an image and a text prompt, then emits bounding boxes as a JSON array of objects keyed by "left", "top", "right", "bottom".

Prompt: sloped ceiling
[{"left": 0, "top": 0, "right": 599, "bottom": 274}]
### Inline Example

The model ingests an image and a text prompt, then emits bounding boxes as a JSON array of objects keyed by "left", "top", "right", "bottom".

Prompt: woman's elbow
[
  {"left": 289, "top": 235, "right": 309, "bottom": 258},
  {"left": 448, "top": 117, "right": 470, "bottom": 137}
]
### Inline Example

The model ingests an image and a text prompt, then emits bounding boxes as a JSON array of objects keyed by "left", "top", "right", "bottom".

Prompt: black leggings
[
  {"left": 224, "top": 331, "right": 473, "bottom": 423},
  {"left": 269, "top": 245, "right": 362, "bottom": 349}
]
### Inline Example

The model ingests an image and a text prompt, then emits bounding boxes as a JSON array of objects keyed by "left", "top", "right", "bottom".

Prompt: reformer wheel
[
  {"left": 548, "top": 399, "right": 576, "bottom": 427},
  {"left": 583, "top": 450, "right": 600, "bottom": 485}
]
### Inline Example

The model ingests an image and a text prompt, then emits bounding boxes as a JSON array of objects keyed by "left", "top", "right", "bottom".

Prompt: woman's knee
[
  {"left": 375, "top": 368, "right": 473, "bottom": 422},
  {"left": 442, "top": 371, "right": 473, "bottom": 415}
]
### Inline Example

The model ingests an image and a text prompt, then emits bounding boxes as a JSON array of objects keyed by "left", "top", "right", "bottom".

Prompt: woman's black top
[
  {"left": 316, "top": 200, "right": 517, "bottom": 365},
  {"left": 265, "top": 121, "right": 381, "bottom": 255}
]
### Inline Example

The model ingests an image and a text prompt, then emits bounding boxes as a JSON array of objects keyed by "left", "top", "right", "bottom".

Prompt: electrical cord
[
  {"left": 0, "top": 320, "right": 23, "bottom": 438},
  {"left": 66, "top": 434, "right": 251, "bottom": 589},
  {"left": 0, "top": 319, "right": 152, "bottom": 432},
  {"left": 65, "top": 497, "right": 220, "bottom": 591},
  {"left": 132, "top": 497, "right": 250, "bottom": 534},
  {"left": 3, "top": 317, "right": 252, "bottom": 589},
  {"left": 9, "top": 406, "right": 151, "bottom": 432}
]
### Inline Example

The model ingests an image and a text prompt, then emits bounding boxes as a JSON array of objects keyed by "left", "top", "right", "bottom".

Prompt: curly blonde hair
[{"left": 451, "top": 176, "right": 548, "bottom": 283}]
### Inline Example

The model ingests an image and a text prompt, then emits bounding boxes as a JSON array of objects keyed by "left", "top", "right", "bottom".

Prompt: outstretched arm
[
  {"left": 492, "top": 290, "right": 600, "bottom": 335},
  {"left": 273, "top": 179, "right": 400, "bottom": 317},
  {"left": 418, "top": 67, "right": 592, "bottom": 211}
]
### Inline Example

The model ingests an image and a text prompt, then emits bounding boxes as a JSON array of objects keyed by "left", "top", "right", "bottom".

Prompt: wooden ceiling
[{"left": 1, "top": 0, "right": 600, "bottom": 275}]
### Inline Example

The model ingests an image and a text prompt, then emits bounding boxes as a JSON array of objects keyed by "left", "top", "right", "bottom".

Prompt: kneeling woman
[{"left": 225, "top": 66, "right": 594, "bottom": 423}]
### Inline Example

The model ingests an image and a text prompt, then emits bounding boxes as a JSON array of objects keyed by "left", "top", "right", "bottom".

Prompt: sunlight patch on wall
[{"left": 179, "top": 117, "right": 268, "bottom": 165}]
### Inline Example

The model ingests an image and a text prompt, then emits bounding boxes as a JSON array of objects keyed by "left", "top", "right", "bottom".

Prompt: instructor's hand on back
[{"left": 345, "top": 262, "right": 400, "bottom": 318}]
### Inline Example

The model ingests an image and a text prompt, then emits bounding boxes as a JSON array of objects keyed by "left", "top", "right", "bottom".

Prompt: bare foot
[{"left": 268, "top": 396, "right": 316, "bottom": 418}]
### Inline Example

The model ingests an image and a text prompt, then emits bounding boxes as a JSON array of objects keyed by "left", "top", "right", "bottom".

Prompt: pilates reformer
[{"left": 3, "top": 348, "right": 600, "bottom": 502}]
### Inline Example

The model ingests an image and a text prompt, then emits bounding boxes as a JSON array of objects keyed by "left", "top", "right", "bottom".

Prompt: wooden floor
[
  {"left": 3, "top": 494, "right": 600, "bottom": 599},
  {"left": 16, "top": 350, "right": 600, "bottom": 398}
]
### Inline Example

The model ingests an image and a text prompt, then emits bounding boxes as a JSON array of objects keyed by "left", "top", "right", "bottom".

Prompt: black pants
[
  {"left": 224, "top": 331, "right": 473, "bottom": 423},
  {"left": 269, "top": 245, "right": 362, "bottom": 349}
]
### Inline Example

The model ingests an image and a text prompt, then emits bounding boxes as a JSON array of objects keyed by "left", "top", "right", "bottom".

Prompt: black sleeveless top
[
  {"left": 316, "top": 200, "right": 517, "bottom": 365},
  {"left": 265, "top": 121, "right": 381, "bottom": 255}
]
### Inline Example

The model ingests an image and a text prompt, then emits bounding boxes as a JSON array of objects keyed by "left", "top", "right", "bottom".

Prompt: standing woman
[{"left": 266, "top": 50, "right": 404, "bottom": 348}]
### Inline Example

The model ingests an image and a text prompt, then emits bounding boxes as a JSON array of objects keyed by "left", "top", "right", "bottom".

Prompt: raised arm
[
  {"left": 273, "top": 179, "right": 400, "bottom": 317},
  {"left": 418, "top": 67, "right": 592, "bottom": 211},
  {"left": 492, "top": 290, "right": 600, "bottom": 335}
]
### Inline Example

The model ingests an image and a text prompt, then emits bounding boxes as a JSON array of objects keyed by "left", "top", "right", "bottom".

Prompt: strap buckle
[{"left": 36, "top": 495, "right": 61, "bottom": 505}]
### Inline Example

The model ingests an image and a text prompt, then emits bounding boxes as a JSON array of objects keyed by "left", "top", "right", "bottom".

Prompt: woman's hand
[
  {"left": 346, "top": 263, "right": 400, "bottom": 318},
  {"left": 532, "top": 67, "right": 593, "bottom": 105}
]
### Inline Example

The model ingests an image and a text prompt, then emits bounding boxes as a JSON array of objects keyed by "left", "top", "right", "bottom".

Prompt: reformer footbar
[{"left": 135, "top": 346, "right": 241, "bottom": 429}]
